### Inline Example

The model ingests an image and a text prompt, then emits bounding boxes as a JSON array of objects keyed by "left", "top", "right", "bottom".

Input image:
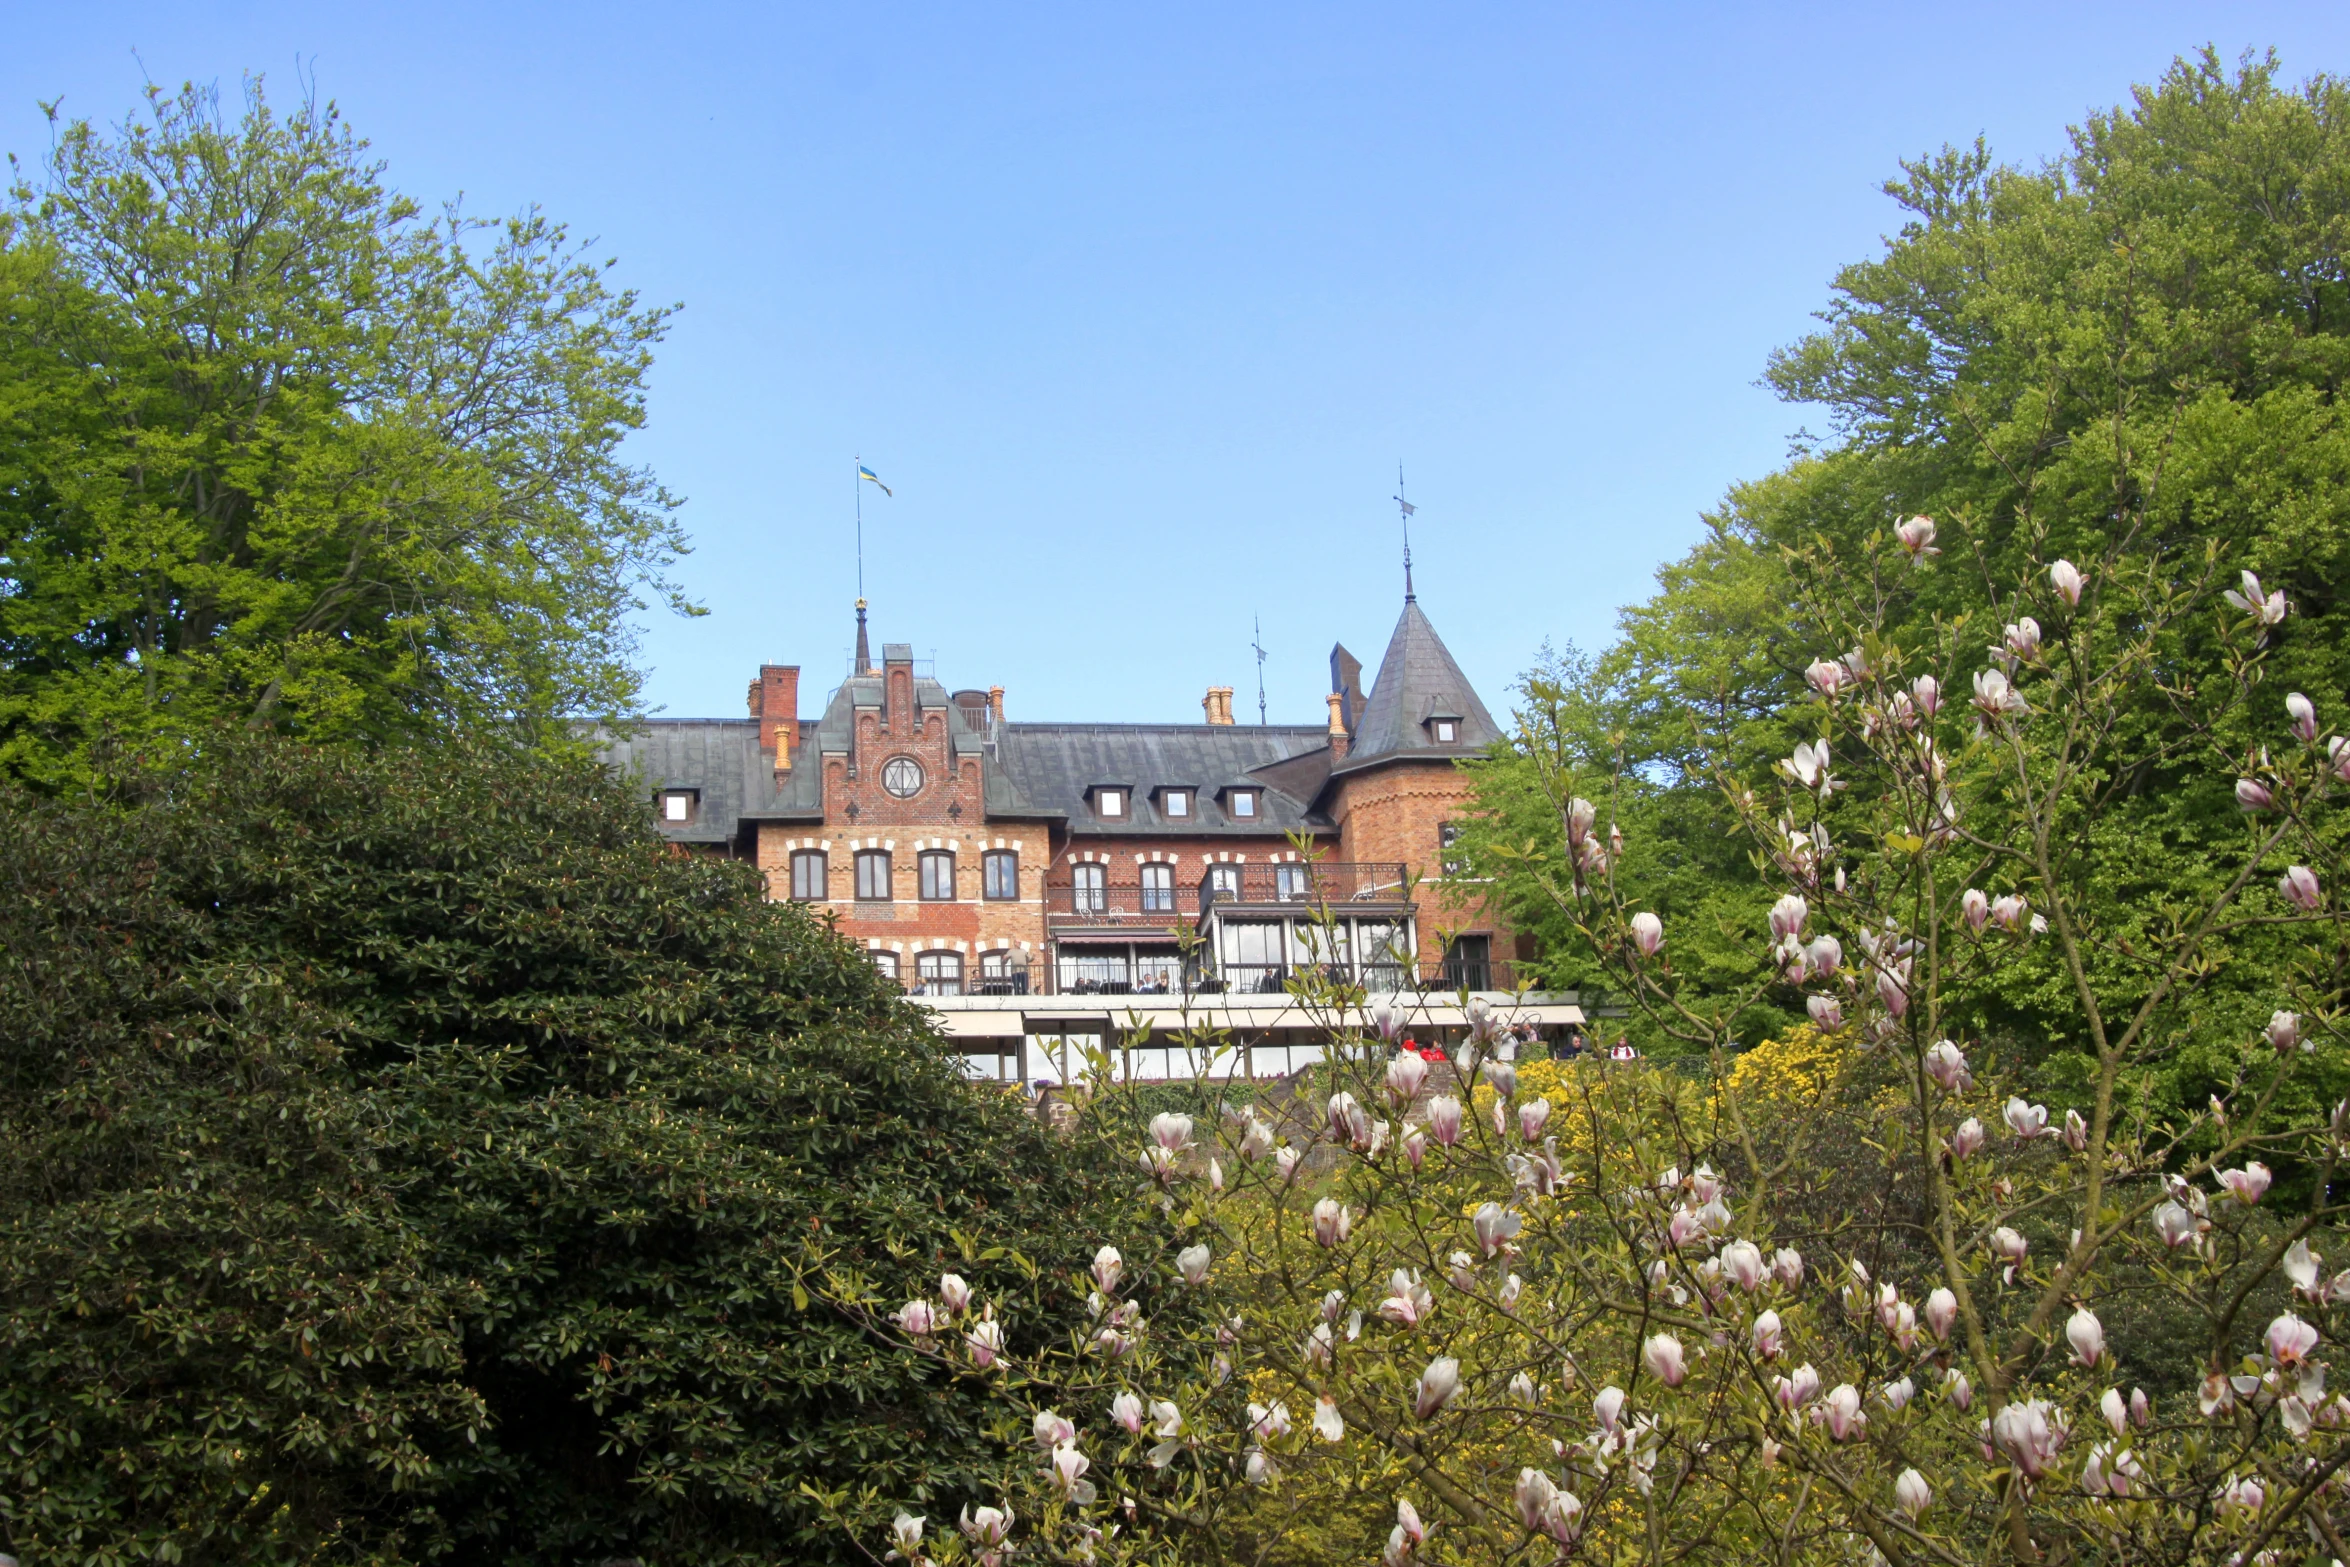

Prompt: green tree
[
  {"left": 0, "top": 77, "right": 695, "bottom": 788},
  {"left": 1468, "top": 47, "right": 2350, "bottom": 1075},
  {"left": 0, "top": 737, "right": 1155, "bottom": 1566}
]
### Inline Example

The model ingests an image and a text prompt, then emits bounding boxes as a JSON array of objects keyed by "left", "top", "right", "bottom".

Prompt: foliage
[
  {"left": 0, "top": 735, "right": 1141, "bottom": 1566},
  {"left": 1460, "top": 49, "right": 2350, "bottom": 1068},
  {"left": 0, "top": 77, "right": 695, "bottom": 789}
]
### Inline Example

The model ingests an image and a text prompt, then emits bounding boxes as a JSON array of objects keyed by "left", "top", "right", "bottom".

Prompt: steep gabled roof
[
  {"left": 995, "top": 723, "right": 1333, "bottom": 835},
  {"left": 1333, "top": 598, "right": 1501, "bottom": 775}
]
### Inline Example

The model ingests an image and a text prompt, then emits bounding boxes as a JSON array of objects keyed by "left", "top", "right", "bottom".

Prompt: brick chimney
[
  {"left": 1203, "top": 686, "right": 1235, "bottom": 725},
  {"left": 989, "top": 685, "right": 1005, "bottom": 724},
  {"left": 751, "top": 664, "right": 800, "bottom": 769},
  {"left": 1326, "top": 691, "right": 1350, "bottom": 759}
]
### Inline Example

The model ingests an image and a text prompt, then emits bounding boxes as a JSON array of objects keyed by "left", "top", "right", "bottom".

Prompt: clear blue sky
[{"left": 10, "top": 5, "right": 2350, "bottom": 726}]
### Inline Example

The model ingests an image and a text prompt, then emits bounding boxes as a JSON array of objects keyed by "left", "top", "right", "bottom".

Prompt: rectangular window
[
  {"left": 1274, "top": 863, "right": 1312, "bottom": 901},
  {"left": 1097, "top": 788, "right": 1125, "bottom": 818},
  {"left": 1440, "top": 821, "right": 1467, "bottom": 875},
  {"left": 1140, "top": 862, "right": 1175, "bottom": 912},
  {"left": 983, "top": 850, "right": 1019, "bottom": 900},
  {"left": 1163, "top": 789, "right": 1189, "bottom": 818},
  {"left": 661, "top": 790, "right": 695, "bottom": 822},
  {"left": 871, "top": 950, "right": 900, "bottom": 982},
  {"left": 856, "top": 850, "right": 893, "bottom": 901},
  {"left": 790, "top": 850, "right": 828, "bottom": 901},
  {"left": 1071, "top": 862, "right": 1106, "bottom": 915},
  {"left": 1207, "top": 864, "right": 1241, "bottom": 901},
  {"left": 1434, "top": 720, "right": 1458, "bottom": 743},
  {"left": 920, "top": 851, "right": 956, "bottom": 901},
  {"left": 1230, "top": 791, "right": 1257, "bottom": 818}
]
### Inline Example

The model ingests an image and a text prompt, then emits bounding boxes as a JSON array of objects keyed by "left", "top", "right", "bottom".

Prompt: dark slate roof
[
  {"left": 595, "top": 719, "right": 797, "bottom": 844},
  {"left": 996, "top": 723, "right": 1335, "bottom": 836},
  {"left": 1334, "top": 599, "right": 1503, "bottom": 775}
]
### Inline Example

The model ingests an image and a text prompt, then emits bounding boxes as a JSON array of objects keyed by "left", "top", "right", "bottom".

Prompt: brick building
[{"left": 597, "top": 587, "right": 1581, "bottom": 1082}]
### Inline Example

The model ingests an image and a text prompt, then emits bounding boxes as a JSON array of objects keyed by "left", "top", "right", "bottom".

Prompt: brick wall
[{"left": 1330, "top": 759, "right": 1513, "bottom": 967}]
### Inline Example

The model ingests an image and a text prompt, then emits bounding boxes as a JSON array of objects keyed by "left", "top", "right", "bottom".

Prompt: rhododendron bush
[{"left": 814, "top": 516, "right": 2350, "bottom": 1567}]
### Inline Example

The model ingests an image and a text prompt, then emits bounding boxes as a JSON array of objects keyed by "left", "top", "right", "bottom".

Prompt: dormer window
[
  {"left": 1095, "top": 788, "right": 1127, "bottom": 819},
  {"left": 1163, "top": 789, "right": 1190, "bottom": 819},
  {"left": 659, "top": 789, "right": 698, "bottom": 823},
  {"left": 1433, "top": 719, "right": 1458, "bottom": 743},
  {"left": 1228, "top": 790, "right": 1258, "bottom": 819}
]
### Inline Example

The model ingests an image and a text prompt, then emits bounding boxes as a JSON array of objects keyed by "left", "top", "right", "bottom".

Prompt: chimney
[
  {"left": 989, "top": 685, "right": 1005, "bottom": 724},
  {"left": 1326, "top": 692, "right": 1350, "bottom": 759},
  {"left": 1203, "top": 686, "right": 1235, "bottom": 725},
  {"left": 753, "top": 664, "right": 800, "bottom": 768}
]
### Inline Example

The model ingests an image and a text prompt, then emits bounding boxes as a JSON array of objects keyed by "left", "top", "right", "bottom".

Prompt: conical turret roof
[{"left": 1334, "top": 598, "right": 1500, "bottom": 773}]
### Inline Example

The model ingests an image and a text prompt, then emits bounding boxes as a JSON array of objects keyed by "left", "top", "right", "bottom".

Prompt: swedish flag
[{"left": 858, "top": 465, "right": 892, "bottom": 497}]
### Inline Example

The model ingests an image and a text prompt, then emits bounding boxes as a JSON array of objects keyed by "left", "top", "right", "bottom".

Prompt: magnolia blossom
[
  {"left": 959, "top": 1504, "right": 1014, "bottom": 1546},
  {"left": 1176, "top": 1244, "right": 1211, "bottom": 1286},
  {"left": 967, "top": 1316, "right": 1006, "bottom": 1369},
  {"left": 1781, "top": 738, "right": 1840, "bottom": 795},
  {"left": 1049, "top": 1441, "right": 1091, "bottom": 1499},
  {"left": 2281, "top": 865, "right": 2323, "bottom": 911},
  {"left": 1804, "top": 933, "right": 1842, "bottom": 979},
  {"left": 1961, "top": 887, "right": 1990, "bottom": 931},
  {"left": 2219, "top": 1475, "right": 2267, "bottom": 1516},
  {"left": 2237, "top": 777, "right": 2277, "bottom": 812},
  {"left": 1881, "top": 1375, "right": 1915, "bottom": 1411},
  {"left": 2152, "top": 1201, "right": 2201, "bottom": 1250},
  {"left": 890, "top": 1511, "right": 926, "bottom": 1557},
  {"left": 1328, "top": 1092, "right": 1372, "bottom": 1149},
  {"left": 1385, "top": 1050, "right": 1429, "bottom": 1104},
  {"left": 1896, "top": 514, "right": 1939, "bottom": 559},
  {"left": 1642, "top": 1332, "right": 1688, "bottom": 1388},
  {"left": 1151, "top": 1399, "right": 1182, "bottom": 1438},
  {"left": 2131, "top": 1388, "right": 2151, "bottom": 1428},
  {"left": 1564, "top": 796, "right": 1597, "bottom": 847},
  {"left": 1401, "top": 1125, "right": 1428, "bottom": 1168},
  {"left": 2064, "top": 1108, "right": 2088, "bottom": 1152},
  {"left": 2288, "top": 691, "right": 2319, "bottom": 741},
  {"left": 1246, "top": 1449, "right": 1277, "bottom": 1488},
  {"left": 2218, "top": 1163, "right": 2273, "bottom": 1206},
  {"left": 1922, "top": 1039, "right": 1971, "bottom": 1091},
  {"left": 1110, "top": 1391, "right": 1145, "bottom": 1435},
  {"left": 1312, "top": 1198, "right": 1352, "bottom": 1247},
  {"left": 1895, "top": 1467, "right": 1932, "bottom": 1518},
  {"left": 1944, "top": 1369, "right": 1974, "bottom": 1410},
  {"left": 1499, "top": 1273, "right": 1524, "bottom": 1313},
  {"left": 1249, "top": 1400, "right": 1293, "bottom": 1441},
  {"left": 1774, "top": 1364, "right": 1821, "bottom": 1409},
  {"left": 1414, "top": 1357, "right": 1462, "bottom": 1419},
  {"left": 1302, "top": 1321, "right": 1334, "bottom": 1369},
  {"left": 1876, "top": 966, "right": 1910, "bottom": 1018},
  {"left": 1519, "top": 1098, "right": 1553, "bottom": 1142},
  {"left": 1991, "top": 1401, "right": 2060, "bottom": 1480},
  {"left": 2049, "top": 558, "right": 2085, "bottom": 606},
  {"left": 2225, "top": 568, "right": 2289, "bottom": 626},
  {"left": 2005, "top": 1097, "right": 2051, "bottom": 1139},
  {"left": 2068, "top": 1307, "right": 2107, "bottom": 1368},
  {"left": 1805, "top": 658, "right": 1849, "bottom": 696},
  {"left": 1474, "top": 1202, "right": 1523, "bottom": 1259},
  {"left": 939, "top": 1273, "right": 972, "bottom": 1315},
  {"left": 1925, "top": 1287, "right": 1958, "bottom": 1342},
  {"left": 1378, "top": 1268, "right": 1434, "bottom": 1327},
  {"left": 1148, "top": 1111, "right": 1194, "bottom": 1153},
  {"left": 1973, "top": 667, "right": 2027, "bottom": 724},
  {"left": 1752, "top": 1309, "right": 1786, "bottom": 1359},
  {"left": 1817, "top": 1383, "right": 1865, "bottom": 1440},
  {"left": 1629, "top": 911, "right": 1665, "bottom": 958},
  {"left": 1091, "top": 1246, "right": 1123, "bottom": 1294},
  {"left": 1425, "top": 1095, "right": 1464, "bottom": 1147},
  {"left": 1807, "top": 994, "right": 1845, "bottom": 1030},
  {"left": 1384, "top": 1499, "right": 1427, "bottom": 1566},
  {"left": 2267, "top": 1313, "right": 2321, "bottom": 1368},
  {"left": 1312, "top": 1395, "right": 1344, "bottom": 1443},
  {"left": 1593, "top": 1384, "right": 1629, "bottom": 1432},
  {"left": 1950, "top": 1118, "right": 1987, "bottom": 1161},
  {"left": 1989, "top": 1226, "right": 2029, "bottom": 1282},
  {"left": 1773, "top": 1247, "right": 1806, "bottom": 1287},
  {"left": 2100, "top": 1388, "right": 2128, "bottom": 1437},
  {"left": 1721, "top": 1240, "right": 1765, "bottom": 1292},
  {"left": 1769, "top": 893, "right": 1809, "bottom": 939},
  {"left": 2268, "top": 1010, "right": 2304, "bottom": 1053},
  {"left": 1238, "top": 1115, "right": 1274, "bottom": 1161},
  {"left": 897, "top": 1300, "right": 939, "bottom": 1335},
  {"left": 2004, "top": 616, "right": 2042, "bottom": 660}
]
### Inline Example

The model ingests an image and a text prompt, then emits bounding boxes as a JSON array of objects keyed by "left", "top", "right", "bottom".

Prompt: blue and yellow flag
[{"left": 858, "top": 465, "right": 892, "bottom": 497}]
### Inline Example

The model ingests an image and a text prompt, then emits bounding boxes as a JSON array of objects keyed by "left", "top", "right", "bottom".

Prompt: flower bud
[
  {"left": 1895, "top": 1467, "right": 1931, "bottom": 1517},
  {"left": 938, "top": 1273, "right": 972, "bottom": 1315},
  {"left": 1176, "top": 1244, "right": 1211, "bottom": 1285},
  {"left": 2288, "top": 691, "right": 2318, "bottom": 742},
  {"left": 1950, "top": 1118, "right": 1986, "bottom": 1160},
  {"left": 1425, "top": 1095, "right": 1463, "bottom": 1147},
  {"left": 2237, "top": 777, "right": 2276, "bottom": 812},
  {"left": 1642, "top": 1332, "right": 1688, "bottom": 1388},
  {"left": 2281, "top": 865, "right": 2323, "bottom": 911},
  {"left": 1923, "top": 1039, "right": 1971, "bottom": 1091},
  {"left": 1925, "top": 1287, "right": 1957, "bottom": 1342},
  {"left": 1629, "top": 911, "right": 1664, "bottom": 958},
  {"left": 2267, "top": 1010, "right": 2303, "bottom": 1052},
  {"left": 1311, "top": 1198, "right": 1351, "bottom": 1247},
  {"left": 1806, "top": 994, "right": 1844, "bottom": 1030},
  {"left": 1752, "top": 1309, "right": 1785, "bottom": 1359},
  {"left": 2067, "top": 1306, "right": 2106, "bottom": 1368},
  {"left": 1961, "top": 888, "right": 1989, "bottom": 931},
  {"left": 2218, "top": 1163, "right": 2272, "bottom": 1205},
  {"left": 1413, "top": 1357, "right": 1462, "bottom": 1419},
  {"left": 2064, "top": 1108, "right": 2088, "bottom": 1151},
  {"left": 2048, "top": 558, "right": 2084, "bottom": 606}
]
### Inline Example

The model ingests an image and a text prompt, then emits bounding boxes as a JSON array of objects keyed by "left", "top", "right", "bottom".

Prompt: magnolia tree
[{"left": 821, "top": 526, "right": 2350, "bottom": 1566}]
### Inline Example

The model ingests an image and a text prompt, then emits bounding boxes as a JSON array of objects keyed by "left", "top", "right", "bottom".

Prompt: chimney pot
[
  {"left": 1203, "top": 686, "right": 1236, "bottom": 725},
  {"left": 755, "top": 664, "right": 800, "bottom": 768},
  {"left": 989, "top": 685, "right": 1005, "bottom": 723}
]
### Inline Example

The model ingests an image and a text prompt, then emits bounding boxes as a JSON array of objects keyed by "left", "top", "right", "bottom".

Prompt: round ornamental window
[{"left": 881, "top": 757, "right": 924, "bottom": 798}]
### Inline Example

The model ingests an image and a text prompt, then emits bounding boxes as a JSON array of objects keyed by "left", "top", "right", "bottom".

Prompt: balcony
[
  {"left": 901, "top": 957, "right": 1036, "bottom": 998},
  {"left": 1196, "top": 957, "right": 1528, "bottom": 996},
  {"left": 1042, "top": 879, "right": 1195, "bottom": 931},
  {"left": 1196, "top": 861, "right": 1411, "bottom": 915}
]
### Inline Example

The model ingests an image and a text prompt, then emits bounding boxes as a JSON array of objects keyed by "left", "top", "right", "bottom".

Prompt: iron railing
[
  {"left": 1042, "top": 879, "right": 1193, "bottom": 928},
  {"left": 904, "top": 957, "right": 1035, "bottom": 998},
  {"left": 1193, "top": 958, "right": 1527, "bottom": 995},
  {"left": 1195, "top": 861, "right": 1410, "bottom": 916}
]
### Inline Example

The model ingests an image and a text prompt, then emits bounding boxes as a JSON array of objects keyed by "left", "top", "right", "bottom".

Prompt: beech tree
[{"left": 0, "top": 77, "right": 694, "bottom": 787}]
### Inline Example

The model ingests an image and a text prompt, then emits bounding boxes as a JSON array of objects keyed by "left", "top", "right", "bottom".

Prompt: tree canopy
[
  {"left": 0, "top": 737, "right": 1154, "bottom": 1566},
  {"left": 0, "top": 77, "right": 695, "bottom": 789},
  {"left": 1464, "top": 48, "right": 2350, "bottom": 1082}
]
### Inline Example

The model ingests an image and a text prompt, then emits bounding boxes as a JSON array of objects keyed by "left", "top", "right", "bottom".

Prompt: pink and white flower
[
  {"left": 2005, "top": 1097, "right": 2051, "bottom": 1140},
  {"left": 2281, "top": 866, "right": 2323, "bottom": 911},
  {"left": 1413, "top": 1357, "right": 1462, "bottom": 1419},
  {"left": 1897, "top": 515, "right": 1939, "bottom": 561},
  {"left": 1816, "top": 1383, "right": 1866, "bottom": 1440},
  {"left": 1311, "top": 1198, "right": 1351, "bottom": 1247},
  {"left": 2267, "top": 1313, "right": 2321, "bottom": 1368},
  {"left": 2288, "top": 691, "right": 2318, "bottom": 742},
  {"left": 2067, "top": 1307, "right": 2106, "bottom": 1368},
  {"left": 1924, "top": 1039, "right": 1971, "bottom": 1091},
  {"left": 2225, "top": 569, "right": 2289, "bottom": 626},
  {"left": 1752, "top": 1309, "right": 1786, "bottom": 1359},
  {"left": 1642, "top": 1332, "right": 1688, "bottom": 1388},
  {"left": 1629, "top": 912, "right": 1665, "bottom": 958},
  {"left": 2049, "top": 558, "right": 2085, "bottom": 606},
  {"left": 2217, "top": 1163, "right": 2272, "bottom": 1206}
]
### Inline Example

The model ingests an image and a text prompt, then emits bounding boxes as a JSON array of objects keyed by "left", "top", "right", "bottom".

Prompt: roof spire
[
  {"left": 854, "top": 598, "right": 871, "bottom": 675},
  {"left": 1394, "top": 462, "right": 1417, "bottom": 602}
]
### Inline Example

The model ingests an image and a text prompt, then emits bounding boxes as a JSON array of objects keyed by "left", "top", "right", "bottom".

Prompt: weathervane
[
  {"left": 1395, "top": 462, "right": 1417, "bottom": 602},
  {"left": 1252, "top": 614, "right": 1269, "bottom": 726}
]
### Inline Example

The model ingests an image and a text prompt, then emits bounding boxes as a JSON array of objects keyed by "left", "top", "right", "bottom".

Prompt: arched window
[
  {"left": 870, "top": 950, "right": 901, "bottom": 982},
  {"left": 976, "top": 950, "right": 1026, "bottom": 995},
  {"left": 855, "top": 850, "right": 893, "bottom": 901},
  {"left": 1140, "top": 862, "right": 1175, "bottom": 912},
  {"left": 983, "top": 849, "right": 1019, "bottom": 901},
  {"left": 790, "top": 849, "right": 827, "bottom": 901},
  {"left": 1071, "top": 862, "right": 1106, "bottom": 915},
  {"left": 916, "top": 951, "right": 963, "bottom": 996},
  {"left": 919, "top": 850, "right": 956, "bottom": 901}
]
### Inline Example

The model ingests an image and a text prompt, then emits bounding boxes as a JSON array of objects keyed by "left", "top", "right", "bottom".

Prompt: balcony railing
[
  {"left": 902, "top": 957, "right": 1035, "bottom": 998},
  {"left": 1042, "top": 879, "right": 1194, "bottom": 928},
  {"left": 1196, "top": 957, "right": 1527, "bottom": 995},
  {"left": 1195, "top": 861, "right": 1410, "bottom": 916}
]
